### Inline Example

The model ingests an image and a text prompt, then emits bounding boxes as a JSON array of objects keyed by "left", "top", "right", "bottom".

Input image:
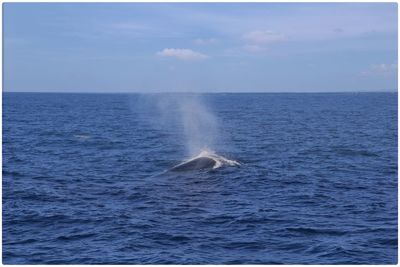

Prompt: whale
[
  {"left": 170, "top": 156, "right": 217, "bottom": 171},
  {"left": 169, "top": 150, "right": 240, "bottom": 172}
]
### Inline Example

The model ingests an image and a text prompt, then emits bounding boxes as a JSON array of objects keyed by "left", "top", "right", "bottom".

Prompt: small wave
[
  {"left": 73, "top": 135, "right": 91, "bottom": 140},
  {"left": 143, "top": 232, "right": 192, "bottom": 243},
  {"left": 371, "top": 237, "right": 397, "bottom": 246},
  {"left": 3, "top": 170, "right": 24, "bottom": 178},
  {"left": 5, "top": 238, "right": 37, "bottom": 245},
  {"left": 222, "top": 241, "right": 265, "bottom": 250},
  {"left": 285, "top": 227, "right": 347, "bottom": 236},
  {"left": 334, "top": 148, "right": 379, "bottom": 157},
  {"left": 56, "top": 233, "right": 96, "bottom": 241},
  {"left": 10, "top": 214, "right": 92, "bottom": 226}
]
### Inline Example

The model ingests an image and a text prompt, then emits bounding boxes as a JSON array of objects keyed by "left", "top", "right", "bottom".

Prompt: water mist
[{"left": 155, "top": 93, "right": 219, "bottom": 157}]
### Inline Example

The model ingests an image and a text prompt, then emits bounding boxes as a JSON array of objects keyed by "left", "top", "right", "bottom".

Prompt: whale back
[{"left": 170, "top": 156, "right": 216, "bottom": 171}]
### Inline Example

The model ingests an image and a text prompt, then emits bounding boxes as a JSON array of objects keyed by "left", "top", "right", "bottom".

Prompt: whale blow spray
[
  {"left": 177, "top": 94, "right": 218, "bottom": 156},
  {"left": 145, "top": 93, "right": 219, "bottom": 156}
]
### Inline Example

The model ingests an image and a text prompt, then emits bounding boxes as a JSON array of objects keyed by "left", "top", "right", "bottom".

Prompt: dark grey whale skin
[{"left": 170, "top": 157, "right": 217, "bottom": 171}]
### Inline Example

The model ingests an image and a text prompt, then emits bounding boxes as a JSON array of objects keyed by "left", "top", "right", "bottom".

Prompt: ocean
[{"left": 3, "top": 92, "right": 397, "bottom": 264}]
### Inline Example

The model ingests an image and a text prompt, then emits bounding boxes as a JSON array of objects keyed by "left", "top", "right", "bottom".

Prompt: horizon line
[{"left": 3, "top": 90, "right": 398, "bottom": 94}]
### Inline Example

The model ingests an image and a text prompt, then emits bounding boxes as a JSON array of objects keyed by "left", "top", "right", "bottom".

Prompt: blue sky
[{"left": 4, "top": 3, "right": 398, "bottom": 92}]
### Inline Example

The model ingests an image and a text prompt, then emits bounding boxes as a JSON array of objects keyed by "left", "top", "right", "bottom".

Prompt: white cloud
[
  {"left": 194, "top": 38, "right": 218, "bottom": 45},
  {"left": 243, "top": 30, "right": 286, "bottom": 44},
  {"left": 156, "top": 48, "right": 208, "bottom": 61},
  {"left": 242, "top": 30, "right": 286, "bottom": 53},
  {"left": 372, "top": 63, "right": 397, "bottom": 72},
  {"left": 361, "top": 63, "right": 397, "bottom": 76}
]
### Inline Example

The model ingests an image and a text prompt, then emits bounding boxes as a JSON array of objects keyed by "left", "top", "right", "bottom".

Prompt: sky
[{"left": 3, "top": 3, "right": 398, "bottom": 93}]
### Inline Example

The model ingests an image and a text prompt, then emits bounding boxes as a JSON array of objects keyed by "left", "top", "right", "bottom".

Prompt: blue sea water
[{"left": 3, "top": 92, "right": 398, "bottom": 264}]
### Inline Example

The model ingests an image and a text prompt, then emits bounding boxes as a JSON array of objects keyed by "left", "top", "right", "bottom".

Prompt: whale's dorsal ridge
[
  {"left": 170, "top": 156, "right": 216, "bottom": 172},
  {"left": 169, "top": 150, "right": 240, "bottom": 172}
]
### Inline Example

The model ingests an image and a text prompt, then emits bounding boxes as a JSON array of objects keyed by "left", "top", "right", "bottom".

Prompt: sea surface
[{"left": 3, "top": 92, "right": 398, "bottom": 264}]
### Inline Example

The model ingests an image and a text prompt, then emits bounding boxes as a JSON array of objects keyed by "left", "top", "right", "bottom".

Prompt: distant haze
[{"left": 4, "top": 3, "right": 398, "bottom": 93}]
